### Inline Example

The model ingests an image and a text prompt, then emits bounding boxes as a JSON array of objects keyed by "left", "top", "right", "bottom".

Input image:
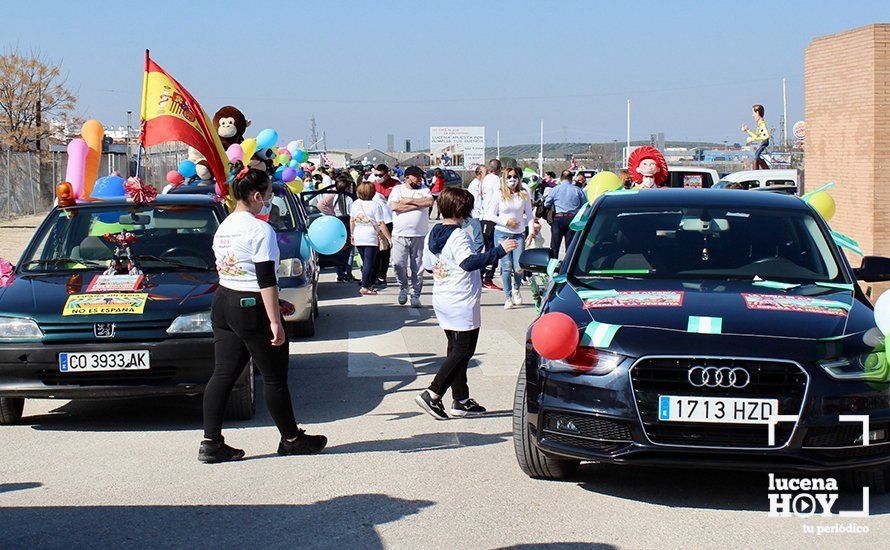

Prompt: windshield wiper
[
  {"left": 23, "top": 258, "right": 107, "bottom": 268},
  {"left": 134, "top": 255, "right": 211, "bottom": 271}
]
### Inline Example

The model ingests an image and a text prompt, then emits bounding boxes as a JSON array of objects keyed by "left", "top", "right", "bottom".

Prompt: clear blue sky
[{"left": 4, "top": 1, "right": 888, "bottom": 148}]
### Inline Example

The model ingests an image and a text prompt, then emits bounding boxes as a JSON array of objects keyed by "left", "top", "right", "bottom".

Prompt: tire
[
  {"left": 288, "top": 314, "right": 315, "bottom": 338},
  {"left": 224, "top": 361, "right": 256, "bottom": 421},
  {"left": 312, "top": 293, "right": 319, "bottom": 319},
  {"left": 0, "top": 397, "right": 25, "bottom": 425},
  {"left": 839, "top": 467, "right": 889, "bottom": 495},
  {"left": 512, "top": 366, "right": 580, "bottom": 479}
]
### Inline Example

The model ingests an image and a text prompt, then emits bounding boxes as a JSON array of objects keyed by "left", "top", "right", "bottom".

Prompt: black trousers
[
  {"left": 203, "top": 286, "right": 300, "bottom": 442},
  {"left": 357, "top": 245, "right": 378, "bottom": 288},
  {"left": 429, "top": 328, "right": 480, "bottom": 402},
  {"left": 374, "top": 222, "right": 393, "bottom": 281},
  {"left": 481, "top": 220, "right": 496, "bottom": 282},
  {"left": 550, "top": 215, "right": 575, "bottom": 257}
]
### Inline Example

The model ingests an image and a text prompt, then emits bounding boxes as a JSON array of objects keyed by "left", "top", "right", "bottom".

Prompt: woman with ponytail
[{"left": 200, "top": 165, "right": 327, "bottom": 463}]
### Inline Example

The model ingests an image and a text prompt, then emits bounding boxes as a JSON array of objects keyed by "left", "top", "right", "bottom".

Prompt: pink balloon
[
  {"left": 277, "top": 147, "right": 290, "bottom": 156},
  {"left": 65, "top": 139, "right": 89, "bottom": 199},
  {"left": 166, "top": 170, "right": 185, "bottom": 185},
  {"left": 226, "top": 143, "right": 243, "bottom": 163}
]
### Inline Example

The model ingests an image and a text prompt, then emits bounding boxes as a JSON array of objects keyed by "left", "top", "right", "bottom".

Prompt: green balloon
[
  {"left": 278, "top": 153, "right": 290, "bottom": 164},
  {"left": 288, "top": 160, "right": 299, "bottom": 168}
]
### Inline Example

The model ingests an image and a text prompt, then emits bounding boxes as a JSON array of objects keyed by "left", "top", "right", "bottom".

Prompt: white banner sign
[{"left": 429, "top": 126, "right": 485, "bottom": 170}]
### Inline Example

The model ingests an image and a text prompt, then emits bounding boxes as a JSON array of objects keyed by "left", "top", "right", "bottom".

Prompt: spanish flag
[{"left": 139, "top": 50, "right": 228, "bottom": 196}]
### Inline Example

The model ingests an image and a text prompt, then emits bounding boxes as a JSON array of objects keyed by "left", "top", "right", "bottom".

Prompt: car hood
[
  {"left": 0, "top": 270, "right": 218, "bottom": 323},
  {"left": 545, "top": 279, "right": 876, "bottom": 359}
]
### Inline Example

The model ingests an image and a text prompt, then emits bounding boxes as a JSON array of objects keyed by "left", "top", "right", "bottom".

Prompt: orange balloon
[{"left": 81, "top": 120, "right": 104, "bottom": 198}]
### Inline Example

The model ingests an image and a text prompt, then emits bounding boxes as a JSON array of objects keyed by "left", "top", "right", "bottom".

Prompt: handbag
[{"left": 360, "top": 202, "right": 390, "bottom": 251}]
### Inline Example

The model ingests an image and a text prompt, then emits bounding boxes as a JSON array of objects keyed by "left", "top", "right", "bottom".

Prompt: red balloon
[
  {"left": 166, "top": 170, "right": 185, "bottom": 185},
  {"left": 531, "top": 312, "right": 579, "bottom": 360}
]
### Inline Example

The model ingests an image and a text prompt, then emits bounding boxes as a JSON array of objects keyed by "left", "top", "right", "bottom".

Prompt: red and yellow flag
[{"left": 139, "top": 50, "right": 228, "bottom": 196}]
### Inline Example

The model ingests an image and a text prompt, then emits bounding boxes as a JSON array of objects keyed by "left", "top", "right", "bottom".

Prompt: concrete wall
[{"left": 805, "top": 24, "right": 890, "bottom": 259}]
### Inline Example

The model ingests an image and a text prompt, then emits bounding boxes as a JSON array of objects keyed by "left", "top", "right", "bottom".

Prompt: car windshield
[
  {"left": 572, "top": 205, "right": 843, "bottom": 284},
  {"left": 268, "top": 188, "right": 297, "bottom": 232},
  {"left": 21, "top": 204, "right": 221, "bottom": 273}
]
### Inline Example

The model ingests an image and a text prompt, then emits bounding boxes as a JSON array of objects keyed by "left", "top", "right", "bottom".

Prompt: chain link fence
[{"left": 0, "top": 150, "right": 49, "bottom": 220}]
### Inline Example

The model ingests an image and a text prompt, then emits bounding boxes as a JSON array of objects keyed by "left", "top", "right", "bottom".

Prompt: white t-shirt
[
  {"left": 388, "top": 184, "right": 431, "bottom": 237},
  {"left": 350, "top": 199, "right": 385, "bottom": 246},
  {"left": 467, "top": 177, "right": 484, "bottom": 219},
  {"left": 373, "top": 192, "right": 393, "bottom": 224},
  {"left": 213, "top": 211, "right": 280, "bottom": 292},
  {"left": 486, "top": 191, "right": 534, "bottom": 234},
  {"left": 480, "top": 173, "right": 502, "bottom": 222},
  {"left": 422, "top": 228, "right": 481, "bottom": 331}
]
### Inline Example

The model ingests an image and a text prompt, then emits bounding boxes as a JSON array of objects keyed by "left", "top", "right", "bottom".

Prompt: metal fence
[{"left": 0, "top": 150, "right": 48, "bottom": 219}]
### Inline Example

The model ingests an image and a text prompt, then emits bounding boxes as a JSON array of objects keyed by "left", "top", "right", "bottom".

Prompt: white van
[
  {"left": 715, "top": 169, "right": 800, "bottom": 192},
  {"left": 664, "top": 166, "right": 721, "bottom": 189}
]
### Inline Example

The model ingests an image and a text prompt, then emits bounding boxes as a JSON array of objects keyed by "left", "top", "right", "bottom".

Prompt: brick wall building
[{"left": 805, "top": 24, "right": 890, "bottom": 260}]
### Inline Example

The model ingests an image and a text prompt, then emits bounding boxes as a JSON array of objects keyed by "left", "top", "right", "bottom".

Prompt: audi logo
[{"left": 687, "top": 366, "right": 751, "bottom": 388}]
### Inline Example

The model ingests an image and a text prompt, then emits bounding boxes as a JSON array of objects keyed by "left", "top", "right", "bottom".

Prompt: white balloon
[{"left": 874, "top": 291, "right": 890, "bottom": 335}]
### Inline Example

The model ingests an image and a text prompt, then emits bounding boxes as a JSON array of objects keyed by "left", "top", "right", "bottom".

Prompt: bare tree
[{"left": 0, "top": 48, "right": 77, "bottom": 151}]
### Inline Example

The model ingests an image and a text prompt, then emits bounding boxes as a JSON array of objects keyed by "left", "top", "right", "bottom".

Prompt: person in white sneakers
[
  {"left": 485, "top": 166, "right": 537, "bottom": 309},
  {"left": 416, "top": 188, "right": 517, "bottom": 419},
  {"left": 388, "top": 166, "right": 434, "bottom": 308}
]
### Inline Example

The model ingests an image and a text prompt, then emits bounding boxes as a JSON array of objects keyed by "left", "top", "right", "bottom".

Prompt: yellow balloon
[
  {"left": 586, "top": 171, "right": 623, "bottom": 204},
  {"left": 240, "top": 138, "right": 258, "bottom": 163},
  {"left": 286, "top": 177, "right": 304, "bottom": 195},
  {"left": 808, "top": 191, "right": 836, "bottom": 221},
  {"left": 224, "top": 193, "right": 237, "bottom": 212}
]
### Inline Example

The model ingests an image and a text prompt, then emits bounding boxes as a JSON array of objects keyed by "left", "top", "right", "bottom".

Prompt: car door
[{"left": 300, "top": 187, "right": 356, "bottom": 268}]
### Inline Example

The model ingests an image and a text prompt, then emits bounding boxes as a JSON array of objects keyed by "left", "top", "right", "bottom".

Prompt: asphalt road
[{"left": 0, "top": 219, "right": 888, "bottom": 549}]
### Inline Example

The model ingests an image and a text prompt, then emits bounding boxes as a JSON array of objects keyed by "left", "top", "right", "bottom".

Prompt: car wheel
[
  {"left": 839, "top": 467, "right": 889, "bottom": 495},
  {"left": 0, "top": 397, "right": 25, "bottom": 425},
  {"left": 224, "top": 361, "right": 256, "bottom": 421},
  {"left": 512, "top": 366, "right": 579, "bottom": 479},
  {"left": 288, "top": 314, "right": 315, "bottom": 338}
]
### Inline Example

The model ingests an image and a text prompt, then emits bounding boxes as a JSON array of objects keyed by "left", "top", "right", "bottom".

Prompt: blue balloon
[
  {"left": 90, "top": 175, "right": 126, "bottom": 199},
  {"left": 274, "top": 166, "right": 285, "bottom": 181},
  {"left": 307, "top": 215, "right": 347, "bottom": 255},
  {"left": 295, "top": 169, "right": 305, "bottom": 179},
  {"left": 178, "top": 160, "right": 197, "bottom": 178},
  {"left": 256, "top": 128, "right": 278, "bottom": 150}
]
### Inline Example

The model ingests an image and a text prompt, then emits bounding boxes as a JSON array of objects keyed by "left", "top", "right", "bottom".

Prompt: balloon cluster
[
  {"left": 62, "top": 119, "right": 106, "bottom": 201},
  {"left": 217, "top": 130, "right": 310, "bottom": 195}
]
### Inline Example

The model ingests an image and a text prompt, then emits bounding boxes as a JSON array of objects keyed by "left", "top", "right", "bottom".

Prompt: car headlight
[
  {"left": 0, "top": 316, "right": 43, "bottom": 340},
  {"left": 167, "top": 311, "right": 212, "bottom": 334},
  {"left": 540, "top": 348, "right": 624, "bottom": 375},
  {"left": 819, "top": 352, "right": 890, "bottom": 381},
  {"left": 278, "top": 258, "right": 304, "bottom": 278}
]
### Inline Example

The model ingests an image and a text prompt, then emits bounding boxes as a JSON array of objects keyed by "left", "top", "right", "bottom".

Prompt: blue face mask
[{"left": 258, "top": 199, "right": 272, "bottom": 216}]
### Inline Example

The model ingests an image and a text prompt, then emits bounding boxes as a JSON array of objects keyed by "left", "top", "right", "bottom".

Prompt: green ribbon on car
[
  {"left": 569, "top": 206, "right": 590, "bottom": 231},
  {"left": 830, "top": 230, "right": 862, "bottom": 256},
  {"left": 581, "top": 320, "right": 621, "bottom": 348}
]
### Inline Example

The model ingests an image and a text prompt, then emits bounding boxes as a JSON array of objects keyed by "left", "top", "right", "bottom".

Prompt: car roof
[
  {"left": 599, "top": 188, "right": 810, "bottom": 211},
  {"left": 67, "top": 194, "right": 218, "bottom": 207}
]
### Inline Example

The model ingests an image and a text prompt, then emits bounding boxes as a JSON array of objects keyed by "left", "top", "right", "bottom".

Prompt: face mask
[
  {"left": 374, "top": 175, "right": 385, "bottom": 182},
  {"left": 507, "top": 177, "right": 519, "bottom": 187},
  {"left": 258, "top": 198, "right": 272, "bottom": 216},
  {"left": 409, "top": 179, "right": 421, "bottom": 188}
]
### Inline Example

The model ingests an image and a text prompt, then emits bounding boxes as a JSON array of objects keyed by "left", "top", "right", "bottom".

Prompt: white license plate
[
  {"left": 59, "top": 350, "right": 150, "bottom": 372},
  {"left": 658, "top": 395, "right": 779, "bottom": 424}
]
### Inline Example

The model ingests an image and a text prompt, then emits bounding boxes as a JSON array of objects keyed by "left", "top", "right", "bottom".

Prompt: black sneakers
[
  {"left": 198, "top": 440, "right": 245, "bottom": 464},
  {"left": 450, "top": 398, "right": 487, "bottom": 417},
  {"left": 415, "top": 391, "right": 449, "bottom": 420},
  {"left": 278, "top": 429, "right": 328, "bottom": 455}
]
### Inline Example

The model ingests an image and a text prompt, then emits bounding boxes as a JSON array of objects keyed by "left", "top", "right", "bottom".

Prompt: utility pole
[
  {"left": 782, "top": 77, "right": 788, "bottom": 149},
  {"left": 496, "top": 130, "right": 500, "bottom": 160},
  {"left": 626, "top": 99, "right": 631, "bottom": 167},
  {"left": 309, "top": 114, "right": 319, "bottom": 147},
  {"left": 538, "top": 119, "right": 544, "bottom": 176}
]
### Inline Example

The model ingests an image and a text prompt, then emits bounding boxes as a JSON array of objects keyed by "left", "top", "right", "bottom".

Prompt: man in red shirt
[
  {"left": 372, "top": 164, "right": 398, "bottom": 285},
  {"left": 373, "top": 163, "right": 399, "bottom": 198}
]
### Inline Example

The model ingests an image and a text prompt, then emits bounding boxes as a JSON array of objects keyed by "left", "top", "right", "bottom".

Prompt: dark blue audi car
[{"left": 516, "top": 189, "right": 890, "bottom": 491}]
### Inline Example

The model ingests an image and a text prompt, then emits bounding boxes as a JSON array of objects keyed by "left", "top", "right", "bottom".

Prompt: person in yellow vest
[{"left": 742, "top": 104, "right": 771, "bottom": 170}]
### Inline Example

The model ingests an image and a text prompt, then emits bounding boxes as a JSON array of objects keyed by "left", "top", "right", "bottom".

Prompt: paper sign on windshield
[
  {"left": 583, "top": 291, "right": 684, "bottom": 309},
  {"left": 742, "top": 293, "right": 849, "bottom": 317},
  {"left": 63, "top": 293, "right": 148, "bottom": 316},
  {"left": 86, "top": 274, "right": 144, "bottom": 293}
]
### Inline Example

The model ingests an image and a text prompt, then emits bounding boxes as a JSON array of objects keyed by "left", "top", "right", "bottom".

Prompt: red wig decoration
[{"left": 627, "top": 146, "right": 669, "bottom": 186}]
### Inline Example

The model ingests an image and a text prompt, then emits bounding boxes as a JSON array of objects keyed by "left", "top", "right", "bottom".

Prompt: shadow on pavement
[
  {"left": 323, "top": 431, "right": 511, "bottom": 455},
  {"left": 0, "top": 494, "right": 434, "bottom": 548},
  {"left": 578, "top": 463, "right": 889, "bottom": 513},
  {"left": 0, "top": 482, "right": 42, "bottom": 494}
]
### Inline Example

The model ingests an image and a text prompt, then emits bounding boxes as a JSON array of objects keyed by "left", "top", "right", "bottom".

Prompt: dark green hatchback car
[{"left": 0, "top": 194, "right": 256, "bottom": 424}]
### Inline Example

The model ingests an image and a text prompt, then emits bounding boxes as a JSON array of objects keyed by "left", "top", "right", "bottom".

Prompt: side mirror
[
  {"left": 854, "top": 256, "right": 890, "bottom": 282},
  {"left": 519, "top": 247, "right": 554, "bottom": 273}
]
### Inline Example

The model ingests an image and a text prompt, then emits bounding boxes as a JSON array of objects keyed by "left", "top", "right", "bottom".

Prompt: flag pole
[{"left": 135, "top": 49, "right": 149, "bottom": 179}]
